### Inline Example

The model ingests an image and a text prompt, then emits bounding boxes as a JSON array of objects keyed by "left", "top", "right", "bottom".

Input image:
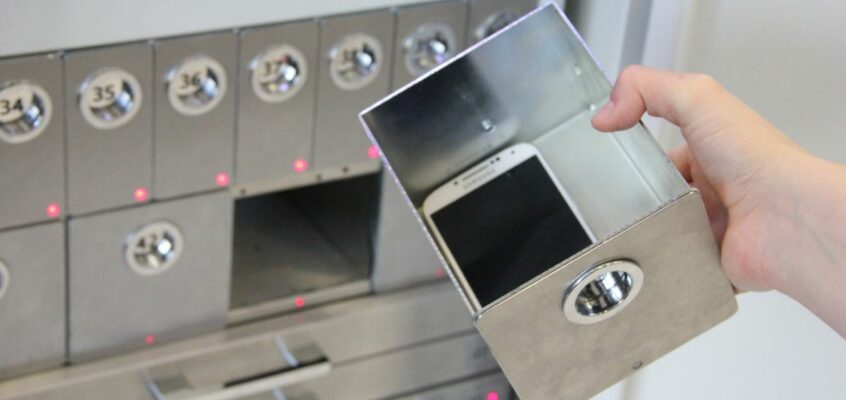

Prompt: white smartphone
[{"left": 423, "top": 143, "right": 594, "bottom": 309}]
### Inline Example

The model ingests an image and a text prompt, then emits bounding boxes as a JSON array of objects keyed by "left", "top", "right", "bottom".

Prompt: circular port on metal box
[
  {"left": 563, "top": 260, "right": 643, "bottom": 324},
  {"left": 124, "top": 221, "right": 184, "bottom": 276}
]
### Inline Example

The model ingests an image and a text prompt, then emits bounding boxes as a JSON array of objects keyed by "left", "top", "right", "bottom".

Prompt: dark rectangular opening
[{"left": 230, "top": 173, "right": 380, "bottom": 321}]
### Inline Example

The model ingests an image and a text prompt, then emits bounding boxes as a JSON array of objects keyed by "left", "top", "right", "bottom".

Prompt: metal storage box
[
  {"left": 68, "top": 191, "right": 232, "bottom": 361},
  {"left": 313, "top": 9, "right": 394, "bottom": 180},
  {"left": 0, "top": 54, "right": 65, "bottom": 229},
  {"left": 236, "top": 20, "right": 320, "bottom": 194},
  {"left": 64, "top": 42, "right": 154, "bottom": 215},
  {"left": 0, "top": 222, "right": 65, "bottom": 379},
  {"left": 153, "top": 31, "right": 237, "bottom": 198},
  {"left": 361, "top": 5, "right": 737, "bottom": 399}
]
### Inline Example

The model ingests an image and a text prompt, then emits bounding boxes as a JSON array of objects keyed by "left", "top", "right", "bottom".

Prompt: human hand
[{"left": 592, "top": 66, "right": 846, "bottom": 337}]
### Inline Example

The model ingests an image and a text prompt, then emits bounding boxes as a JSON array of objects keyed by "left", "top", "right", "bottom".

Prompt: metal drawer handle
[
  {"left": 146, "top": 341, "right": 331, "bottom": 400},
  {"left": 167, "top": 54, "right": 227, "bottom": 116},
  {"left": 251, "top": 44, "right": 309, "bottom": 103},
  {"left": 329, "top": 33, "right": 383, "bottom": 91},
  {"left": 0, "top": 80, "right": 53, "bottom": 144},
  {"left": 403, "top": 22, "right": 457, "bottom": 77},
  {"left": 78, "top": 67, "right": 143, "bottom": 129}
]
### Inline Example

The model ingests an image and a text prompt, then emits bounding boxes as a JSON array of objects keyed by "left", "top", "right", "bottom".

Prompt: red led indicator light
[
  {"left": 367, "top": 145, "right": 380, "bottom": 159},
  {"left": 145, "top": 335, "right": 156, "bottom": 345},
  {"left": 435, "top": 268, "right": 446, "bottom": 278},
  {"left": 133, "top": 187, "right": 149, "bottom": 203},
  {"left": 45, "top": 203, "right": 61, "bottom": 218},
  {"left": 215, "top": 172, "right": 230, "bottom": 187},
  {"left": 293, "top": 158, "right": 309, "bottom": 173},
  {"left": 486, "top": 391, "right": 499, "bottom": 400},
  {"left": 294, "top": 297, "right": 306, "bottom": 308}
]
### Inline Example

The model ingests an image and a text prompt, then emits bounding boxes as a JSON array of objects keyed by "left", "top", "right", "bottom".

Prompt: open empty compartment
[{"left": 229, "top": 173, "right": 379, "bottom": 323}]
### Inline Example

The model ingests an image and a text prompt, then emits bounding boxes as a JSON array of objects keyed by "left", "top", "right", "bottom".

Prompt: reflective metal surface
[
  {"left": 77, "top": 67, "right": 142, "bottom": 129},
  {"left": 251, "top": 44, "right": 309, "bottom": 103},
  {"left": 562, "top": 259, "right": 643, "bottom": 324},
  {"left": 403, "top": 22, "right": 456, "bottom": 77},
  {"left": 124, "top": 221, "right": 184, "bottom": 276},
  {"left": 166, "top": 55, "right": 227, "bottom": 116},
  {"left": 0, "top": 81, "right": 51, "bottom": 144},
  {"left": 329, "top": 33, "right": 383, "bottom": 91}
]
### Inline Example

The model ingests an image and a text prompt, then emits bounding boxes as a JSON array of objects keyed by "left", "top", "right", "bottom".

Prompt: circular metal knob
[
  {"left": 329, "top": 33, "right": 383, "bottom": 91},
  {"left": 167, "top": 55, "right": 227, "bottom": 116},
  {"left": 0, "top": 80, "right": 53, "bottom": 144},
  {"left": 78, "top": 68, "right": 143, "bottom": 130},
  {"left": 562, "top": 260, "right": 644, "bottom": 324},
  {"left": 0, "top": 260, "right": 9, "bottom": 300},
  {"left": 403, "top": 23, "right": 457, "bottom": 77},
  {"left": 251, "top": 44, "right": 309, "bottom": 103},
  {"left": 474, "top": 11, "right": 519, "bottom": 41},
  {"left": 124, "top": 221, "right": 184, "bottom": 276}
]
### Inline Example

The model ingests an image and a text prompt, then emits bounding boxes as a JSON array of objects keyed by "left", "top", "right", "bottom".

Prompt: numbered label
[
  {"left": 124, "top": 221, "right": 184, "bottom": 276},
  {"left": 78, "top": 68, "right": 142, "bottom": 130},
  {"left": 403, "top": 23, "right": 457, "bottom": 77},
  {"left": 0, "top": 81, "right": 52, "bottom": 144},
  {"left": 329, "top": 33, "right": 383, "bottom": 91},
  {"left": 167, "top": 55, "right": 226, "bottom": 116},
  {"left": 251, "top": 44, "right": 308, "bottom": 103}
]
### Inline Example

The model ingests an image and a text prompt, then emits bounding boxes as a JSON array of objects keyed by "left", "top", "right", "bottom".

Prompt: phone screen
[{"left": 431, "top": 156, "right": 592, "bottom": 307}]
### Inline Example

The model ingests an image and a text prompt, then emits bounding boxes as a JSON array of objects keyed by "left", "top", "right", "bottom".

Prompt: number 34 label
[{"left": 0, "top": 84, "right": 34, "bottom": 123}]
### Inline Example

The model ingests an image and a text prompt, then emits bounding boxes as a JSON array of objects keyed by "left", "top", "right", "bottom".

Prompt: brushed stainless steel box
[
  {"left": 0, "top": 222, "right": 65, "bottom": 379},
  {"left": 153, "top": 31, "right": 237, "bottom": 198},
  {"left": 0, "top": 54, "right": 65, "bottom": 230},
  {"left": 392, "top": 372, "right": 511, "bottom": 400},
  {"left": 64, "top": 42, "right": 154, "bottom": 215},
  {"left": 467, "top": 0, "right": 537, "bottom": 44},
  {"left": 391, "top": 1, "right": 469, "bottom": 89},
  {"left": 313, "top": 10, "right": 395, "bottom": 181},
  {"left": 68, "top": 191, "right": 232, "bottom": 362},
  {"left": 236, "top": 20, "right": 320, "bottom": 194},
  {"left": 362, "top": 5, "right": 737, "bottom": 399}
]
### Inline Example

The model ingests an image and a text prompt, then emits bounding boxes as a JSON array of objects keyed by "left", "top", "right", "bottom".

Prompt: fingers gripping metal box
[{"left": 361, "top": 4, "right": 737, "bottom": 399}]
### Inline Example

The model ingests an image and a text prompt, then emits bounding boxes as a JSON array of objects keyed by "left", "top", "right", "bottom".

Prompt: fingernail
[{"left": 596, "top": 100, "right": 614, "bottom": 116}]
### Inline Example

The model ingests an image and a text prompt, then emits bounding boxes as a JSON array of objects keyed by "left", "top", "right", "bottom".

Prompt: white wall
[{"left": 627, "top": 1, "right": 846, "bottom": 399}]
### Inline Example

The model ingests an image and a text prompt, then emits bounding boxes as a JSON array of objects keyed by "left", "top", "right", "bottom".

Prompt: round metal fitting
[
  {"left": 167, "top": 54, "right": 227, "bottom": 116},
  {"left": 563, "top": 260, "right": 644, "bottom": 324},
  {"left": 0, "top": 80, "right": 53, "bottom": 144},
  {"left": 403, "top": 22, "right": 457, "bottom": 77},
  {"left": 328, "top": 33, "right": 383, "bottom": 91},
  {"left": 124, "top": 221, "right": 184, "bottom": 276},
  {"left": 0, "top": 259, "right": 9, "bottom": 300},
  {"left": 251, "top": 44, "right": 308, "bottom": 103},
  {"left": 474, "top": 11, "right": 519, "bottom": 41},
  {"left": 78, "top": 67, "right": 142, "bottom": 130}
]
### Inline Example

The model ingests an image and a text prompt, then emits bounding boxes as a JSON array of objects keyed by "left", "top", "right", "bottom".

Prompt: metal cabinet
[
  {"left": 313, "top": 9, "right": 395, "bottom": 180},
  {"left": 64, "top": 42, "right": 154, "bottom": 215},
  {"left": 68, "top": 191, "right": 232, "bottom": 362},
  {"left": 153, "top": 31, "right": 238, "bottom": 199},
  {"left": 236, "top": 20, "right": 320, "bottom": 194},
  {"left": 391, "top": 1, "right": 469, "bottom": 89},
  {"left": 0, "top": 54, "right": 65, "bottom": 230},
  {"left": 392, "top": 372, "right": 511, "bottom": 400},
  {"left": 0, "top": 223, "right": 65, "bottom": 380}
]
